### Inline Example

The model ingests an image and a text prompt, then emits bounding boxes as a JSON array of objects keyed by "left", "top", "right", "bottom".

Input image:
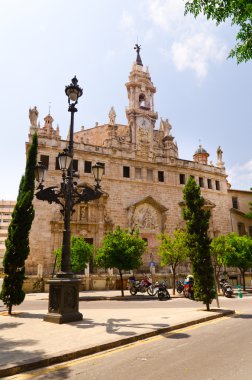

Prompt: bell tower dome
[{"left": 125, "top": 45, "right": 158, "bottom": 150}]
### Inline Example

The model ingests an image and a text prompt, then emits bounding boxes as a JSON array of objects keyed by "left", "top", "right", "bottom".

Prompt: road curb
[{"left": 0, "top": 309, "right": 234, "bottom": 378}]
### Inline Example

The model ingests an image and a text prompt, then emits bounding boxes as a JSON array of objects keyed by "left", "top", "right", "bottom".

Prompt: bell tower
[{"left": 125, "top": 45, "right": 158, "bottom": 153}]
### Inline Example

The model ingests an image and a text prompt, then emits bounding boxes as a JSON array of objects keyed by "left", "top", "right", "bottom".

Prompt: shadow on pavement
[
  {"left": 73, "top": 317, "right": 170, "bottom": 337},
  {"left": 29, "top": 366, "right": 72, "bottom": 379},
  {"left": 0, "top": 336, "right": 45, "bottom": 375},
  {"left": 165, "top": 332, "right": 190, "bottom": 339},
  {"left": 10, "top": 312, "right": 45, "bottom": 319},
  {"left": 234, "top": 313, "right": 252, "bottom": 319}
]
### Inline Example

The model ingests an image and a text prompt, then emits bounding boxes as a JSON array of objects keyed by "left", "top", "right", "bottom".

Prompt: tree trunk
[
  {"left": 206, "top": 302, "right": 210, "bottom": 311},
  {"left": 119, "top": 270, "right": 124, "bottom": 297},
  {"left": 8, "top": 304, "right": 12, "bottom": 315},
  {"left": 172, "top": 268, "right": 176, "bottom": 295},
  {"left": 241, "top": 270, "right": 246, "bottom": 291}
]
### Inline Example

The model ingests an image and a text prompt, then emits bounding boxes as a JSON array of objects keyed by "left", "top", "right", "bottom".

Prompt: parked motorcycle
[
  {"left": 176, "top": 280, "right": 184, "bottom": 294},
  {"left": 127, "top": 276, "right": 153, "bottom": 295},
  {"left": 183, "top": 275, "right": 194, "bottom": 300},
  {"left": 219, "top": 279, "right": 233, "bottom": 298},
  {"left": 157, "top": 282, "right": 171, "bottom": 301}
]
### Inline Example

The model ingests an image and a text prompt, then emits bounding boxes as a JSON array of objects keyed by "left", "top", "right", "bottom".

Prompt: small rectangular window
[
  {"left": 73, "top": 159, "right": 78, "bottom": 172},
  {"left": 123, "top": 166, "right": 130, "bottom": 178},
  {"left": 147, "top": 169, "right": 153, "bottom": 181},
  {"left": 135, "top": 168, "right": 142, "bottom": 179},
  {"left": 232, "top": 197, "right": 239, "bottom": 209},
  {"left": 40, "top": 155, "right": 49, "bottom": 169},
  {"left": 158, "top": 171, "right": 164, "bottom": 182},
  {"left": 199, "top": 177, "right": 204, "bottom": 187},
  {"left": 84, "top": 161, "right": 92, "bottom": 173},
  {"left": 207, "top": 179, "right": 212, "bottom": 189},
  {"left": 179, "top": 174, "right": 185, "bottom": 185},
  {"left": 238, "top": 222, "right": 245, "bottom": 236},
  {"left": 215, "top": 180, "right": 220, "bottom": 191}
]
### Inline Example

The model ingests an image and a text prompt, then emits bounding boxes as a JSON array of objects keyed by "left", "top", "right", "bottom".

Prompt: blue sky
[{"left": 0, "top": 0, "right": 251, "bottom": 200}]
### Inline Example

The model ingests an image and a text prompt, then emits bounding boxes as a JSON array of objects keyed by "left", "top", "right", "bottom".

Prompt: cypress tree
[
  {"left": 0, "top": 133, "right": 37, "bottom": 314},
  {"left": 183, "top": 176, "right": 215, "bottom": 311}
]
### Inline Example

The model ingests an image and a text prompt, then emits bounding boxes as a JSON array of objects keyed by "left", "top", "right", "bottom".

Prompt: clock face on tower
[{"left": 136, "top": 116, "right": 151, "bottom": 129}]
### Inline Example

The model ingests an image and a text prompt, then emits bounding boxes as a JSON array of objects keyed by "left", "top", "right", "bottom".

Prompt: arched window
[{"left": 139, "top": 94, "right": 146, "bottom": 108}]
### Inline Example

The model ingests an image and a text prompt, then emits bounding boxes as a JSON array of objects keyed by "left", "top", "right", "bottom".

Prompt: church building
[{"left": 25, "top": 46, "right": 252, "bottom": 276}]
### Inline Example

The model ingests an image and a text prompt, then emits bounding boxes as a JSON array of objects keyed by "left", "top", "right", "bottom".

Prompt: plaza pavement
[{"left": 0, "top": 290, "right": 234, "bottom": 378}]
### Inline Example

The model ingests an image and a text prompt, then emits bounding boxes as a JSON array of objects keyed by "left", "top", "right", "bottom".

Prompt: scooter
[
  {"left": 219, "top": 279, "right": 233, "bottom": 298},
  {"left": 157, "top": 282, "right": 171, "bottom": 301},
  {"left": 176, "top": 280, "right": 184, "bottom": 294}
]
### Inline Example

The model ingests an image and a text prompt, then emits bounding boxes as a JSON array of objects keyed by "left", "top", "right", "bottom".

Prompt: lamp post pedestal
[{"left": 44, "top": 278, "right": 83, "bottom": 324}]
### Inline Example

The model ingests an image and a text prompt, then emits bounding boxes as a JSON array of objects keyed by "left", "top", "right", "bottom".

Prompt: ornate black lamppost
[{"left": 34, "top": 76, "right": 104, "bottom": 324}]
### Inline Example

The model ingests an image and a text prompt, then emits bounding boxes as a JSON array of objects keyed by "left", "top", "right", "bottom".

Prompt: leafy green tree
[
  {"left": 158, "top": 230, "right": 189, "bottom": 295},
  {"left": 226, "top": 233, "right": 252, "bottom": 290},
  {"left": 211, "top": 235, "right": 233, "bottom": 291},
  {"left": 0, "top": 133, "right": 37, "bottom": 314},
  {"left": 54, "top": 236, "right": 93, "bottom": 273},
  {"left": 184, "top": 1, "right": 252, "bottom": 64},
  {"left": 95, "top": 226, "right": 146, "bottom": 296},
  {"left": 183, "top": 176, "right": 215, "bottom": 310}
]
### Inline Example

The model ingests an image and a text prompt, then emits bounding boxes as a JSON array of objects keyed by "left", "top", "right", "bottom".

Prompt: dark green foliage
[
  {"left": 54, "top": 236, "right": 93, "bottom": 273},
  {"left": 95, "top": 226, "right": 146, "bottom": 296},
  {"left": 183, "top": 176, "right": 215, "bottom": 310},
  {"left": 184, "top": 1, "right": 252, "bottom": 64},
  {"left": 0, "top": 133, "right": 37, "bottom": 314},
  {"left": 225, "top": 233, "right": 252, "bottom": 290}
]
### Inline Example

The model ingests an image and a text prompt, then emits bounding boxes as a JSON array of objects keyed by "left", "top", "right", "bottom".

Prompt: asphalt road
[{"left": 6, "top": 296, "right": 252, "bottom": 380}]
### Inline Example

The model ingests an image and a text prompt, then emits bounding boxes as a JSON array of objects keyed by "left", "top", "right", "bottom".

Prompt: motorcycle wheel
[
  {"left": 130, "top": 286, "right": 137, "bottom": 295},
  {"left": 158, "top": 291, "right": 165, "bottom": 301},
  {"left": 166, "top": 290, "right": 171, "bottom": 300},
  {"left": 147, "top": 285, "right": 155, "bottom": 296},
  {"left": 188, "top": 291, "right": 194, "bottom": 300},
  {"left": 225, "top": 291, "right": 232, "bottom": 298},
  {"left": 177, "top": 288, "right": 183, "bottom": 294}
]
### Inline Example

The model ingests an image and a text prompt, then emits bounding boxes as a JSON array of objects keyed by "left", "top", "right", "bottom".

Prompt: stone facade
[
  {"left": 0, "top": 201, "right": 16, "bottom": 270},
  {"left": 25, "top": 51, "right": 252, "bottom": 276}
]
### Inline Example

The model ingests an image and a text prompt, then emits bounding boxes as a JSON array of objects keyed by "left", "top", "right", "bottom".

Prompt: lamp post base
[{"left": 44, "top": 278, "right": 83, "bottom": 324}]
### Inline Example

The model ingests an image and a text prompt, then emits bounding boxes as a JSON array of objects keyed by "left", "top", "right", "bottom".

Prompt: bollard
[{"left": 237, "top": 284, "right": 243, "bottom": 299}]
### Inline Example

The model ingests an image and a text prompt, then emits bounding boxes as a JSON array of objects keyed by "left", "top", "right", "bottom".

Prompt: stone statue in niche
[
  {"left": 29, "top": 106, "right": 38, "bottom": 127},
  {"left": 80, "top": 205, "right": 88, "bottom": 222},
  {"left": 109, "top": 106, "right": 116, "bottom": 125},
  {"left": 104, "top": 208, "right": 113, "bottom": 225}
]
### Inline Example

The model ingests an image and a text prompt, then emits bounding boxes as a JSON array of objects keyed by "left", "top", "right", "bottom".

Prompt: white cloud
[
  {"left": 147, "top": 0, "right": 227, "bottom": 78},
  {"left": 147, "top": 0, "right": 183, "bottom": 34},
  {"left": 171, "top": 33, "right": 227, "bottom": 78},
  {"left": 227, "top": 160, "right": 252, "bottom": 191}
]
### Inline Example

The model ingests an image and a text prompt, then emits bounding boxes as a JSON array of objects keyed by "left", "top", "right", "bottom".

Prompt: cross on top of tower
[{"left": 134, "top": 43, "right": 143, "bottom": 66}]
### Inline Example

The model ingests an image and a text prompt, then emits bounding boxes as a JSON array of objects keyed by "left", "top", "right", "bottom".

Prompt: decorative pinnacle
[{"left": 134, "top": 44, "right": 143, "bottom": 66}]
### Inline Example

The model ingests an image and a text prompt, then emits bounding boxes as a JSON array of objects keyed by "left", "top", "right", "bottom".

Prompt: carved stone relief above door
[{"left": 127, "top": 196, "right": 168, "bottom": 233}]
